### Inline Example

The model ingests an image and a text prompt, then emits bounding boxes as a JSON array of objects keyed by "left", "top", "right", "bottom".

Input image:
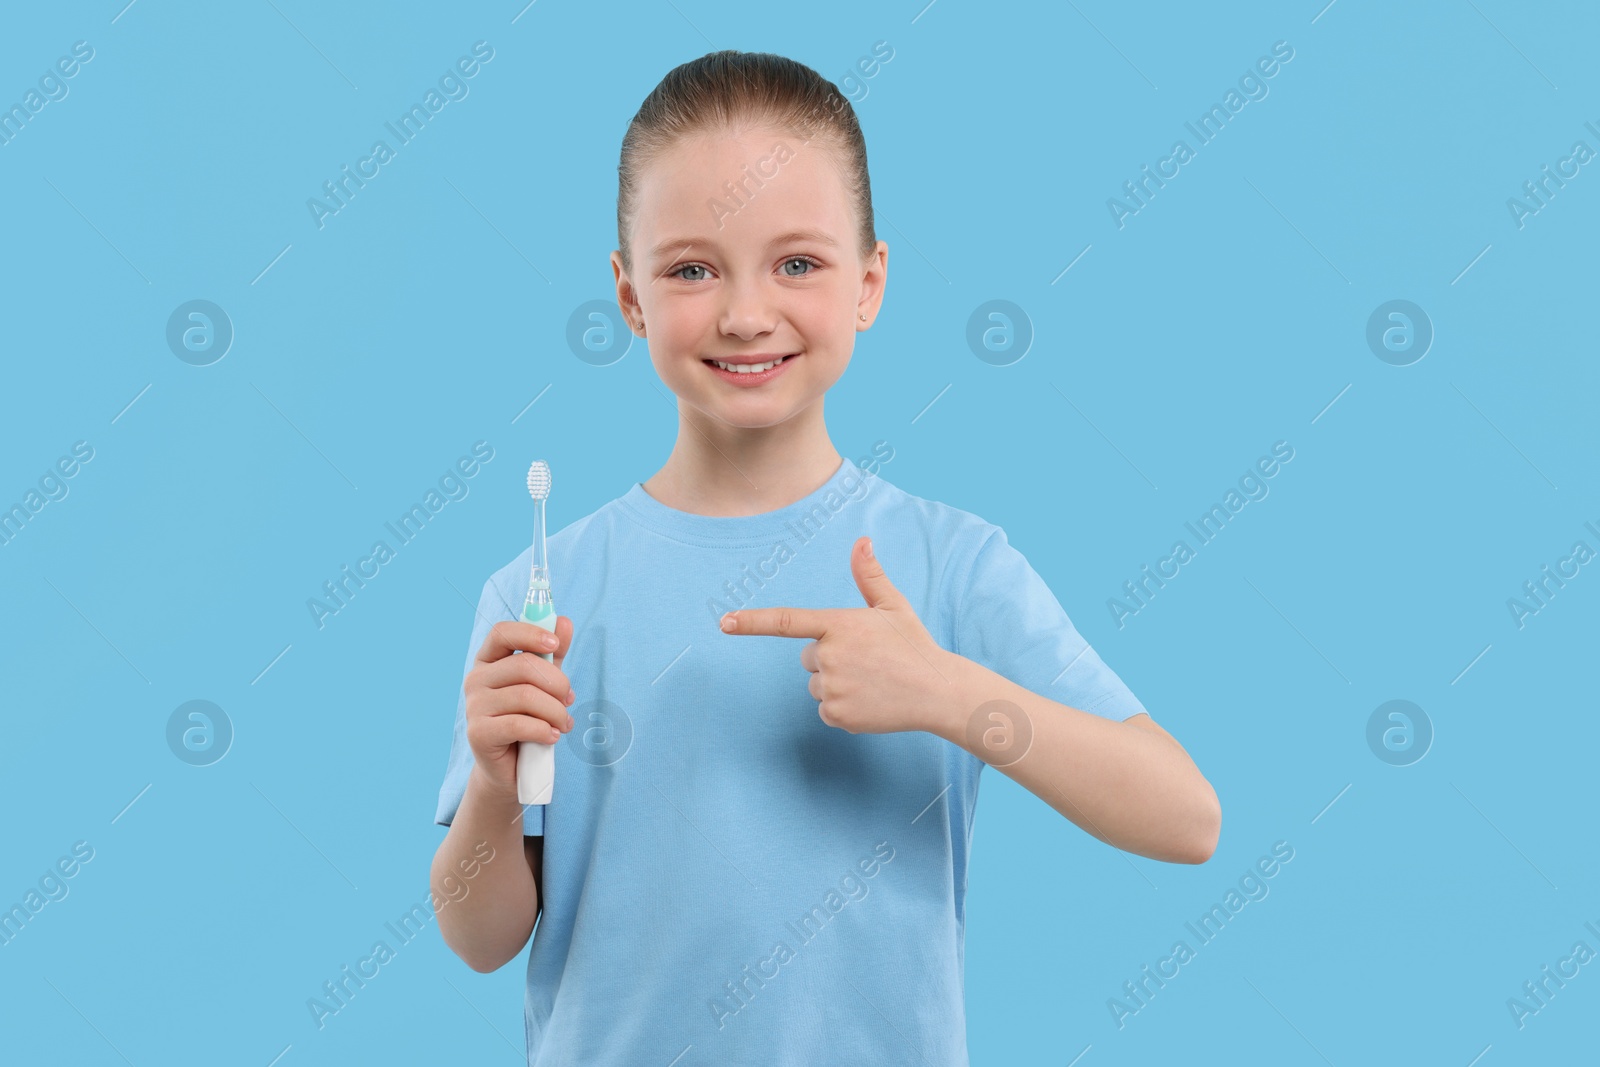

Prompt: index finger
[
  {"left": 476, "top": 619, "right": 561, "bottom": 663},
  {"left": 720, "top": 607, "right": 835, "bottom": 639}
]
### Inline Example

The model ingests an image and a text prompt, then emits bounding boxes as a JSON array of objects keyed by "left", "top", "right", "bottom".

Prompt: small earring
[{"left": 858, "top": 313, "right": 867, "bottom": 321}]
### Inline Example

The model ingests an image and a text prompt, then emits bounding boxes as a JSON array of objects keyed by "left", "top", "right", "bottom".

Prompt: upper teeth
[{"left": 714, "top": 357, "right": 786, "bottom": 373}]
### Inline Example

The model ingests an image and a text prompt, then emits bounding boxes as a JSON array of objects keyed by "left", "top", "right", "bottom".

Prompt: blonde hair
[{"left": 616, "top": 50, "right": 875, "bottom": 274}]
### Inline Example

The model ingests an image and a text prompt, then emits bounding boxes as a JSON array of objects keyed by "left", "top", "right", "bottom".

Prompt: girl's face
[{"left": 612, "top": 124, "right": 887, "bottom": 431}]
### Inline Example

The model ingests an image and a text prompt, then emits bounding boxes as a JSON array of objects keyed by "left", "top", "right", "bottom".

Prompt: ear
[
  {"left": 610, "top": 251, "right": 643, "bottom": 336},
  {"left": 854, "top": 240, "right": 889, "bottom": 330}
]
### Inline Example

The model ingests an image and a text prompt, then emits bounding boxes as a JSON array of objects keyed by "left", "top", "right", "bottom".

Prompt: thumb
[
  {"left": 851, "top": 536, "right": 904, "bottom": 610},
  {"left": 550, "top": 614, "right": 574, "bottom": 670}
]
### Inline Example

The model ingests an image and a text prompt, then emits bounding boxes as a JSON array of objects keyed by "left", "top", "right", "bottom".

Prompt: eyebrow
[{"left": 648, "top": 229, "right": 839, "bottom": 260}]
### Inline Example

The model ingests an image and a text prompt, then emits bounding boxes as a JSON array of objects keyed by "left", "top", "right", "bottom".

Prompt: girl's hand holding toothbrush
[
  {"left": 720, "top": 536, "right": 961, "bottom": 738},
  {"left": 463, "top": 617, "right": 578, "bottom": 798}
]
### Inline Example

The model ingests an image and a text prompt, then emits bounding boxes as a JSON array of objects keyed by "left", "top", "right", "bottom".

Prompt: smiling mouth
[{"left": 703, "top": 354, "right": 798, "bottom": 374}]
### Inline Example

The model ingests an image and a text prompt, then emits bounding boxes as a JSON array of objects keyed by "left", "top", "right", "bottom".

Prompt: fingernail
[
  {"left": 565, "top": 689, "right": 576, "bottom": 706},
  {"left": 566, "top": 714, "right": 575, "bottom": 731},
  {"left": 549, "top": 726, "right": 560, "bottom": 743},
  {"left": 543, "top": 633, "right": 558, "bottom": 648},
  {"left": 864, "top": 538, "right": 874, "bottom": 558},
  {"left": 720, "top": 613, "right": 736, "bottom": 633}
]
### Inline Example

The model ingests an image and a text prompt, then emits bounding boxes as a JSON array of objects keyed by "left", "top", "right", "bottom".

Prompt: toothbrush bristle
[{"left": 526, "top": 460, "right": 551, "bottom": 501}]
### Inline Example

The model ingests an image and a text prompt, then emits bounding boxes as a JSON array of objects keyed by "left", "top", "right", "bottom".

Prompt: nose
[{"left": 718, "top": 274, "right": 777, "bottom": 341}]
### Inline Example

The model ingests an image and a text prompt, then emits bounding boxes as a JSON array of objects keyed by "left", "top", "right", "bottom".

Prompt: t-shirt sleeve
[
  {"left": 435, "top": 572, "right": 546, "bottom": 836},
  {"left": 950, "top": 527, "right": 1149, "bottom": 723}
]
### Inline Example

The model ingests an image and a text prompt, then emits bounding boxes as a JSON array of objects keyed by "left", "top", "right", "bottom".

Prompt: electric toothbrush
[{"left": 517, "top": 460, "right": 557, "bottom": 806}]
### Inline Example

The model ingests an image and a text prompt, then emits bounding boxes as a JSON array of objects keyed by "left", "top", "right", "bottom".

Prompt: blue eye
[{"left": 669, "top": 257, "right": 819, "bottom": 281}]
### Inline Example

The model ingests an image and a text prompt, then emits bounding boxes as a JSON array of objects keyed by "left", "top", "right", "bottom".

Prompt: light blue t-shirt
[{"left": 435, "top": 454, "right": 1148, "bottom": 1065}]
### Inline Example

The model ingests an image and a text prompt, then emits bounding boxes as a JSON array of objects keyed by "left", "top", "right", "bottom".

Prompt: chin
[{"left": 707, "top": 394, "right": 810, "bottom": 420}]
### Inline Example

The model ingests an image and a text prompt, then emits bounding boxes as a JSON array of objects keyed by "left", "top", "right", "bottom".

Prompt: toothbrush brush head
[{"left": 526, "top": 460, "right": 551, "bottom": 502}]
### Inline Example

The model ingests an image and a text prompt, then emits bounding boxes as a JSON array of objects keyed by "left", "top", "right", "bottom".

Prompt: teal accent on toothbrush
[{"left": 517, "top": 460, "right": 557, "bottom": 806}]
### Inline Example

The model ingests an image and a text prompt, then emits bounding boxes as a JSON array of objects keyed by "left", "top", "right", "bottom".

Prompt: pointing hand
[{"left": 720, "top": 536, "right": 956, "bottom": 736}]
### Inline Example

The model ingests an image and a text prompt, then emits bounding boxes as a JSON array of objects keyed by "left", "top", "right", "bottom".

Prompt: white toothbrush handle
[{"left": 516, "top": 604, "right": 557, "bottom": 806}]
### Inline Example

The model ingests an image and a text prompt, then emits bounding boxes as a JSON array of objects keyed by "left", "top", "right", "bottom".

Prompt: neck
[{"left": 641, "top": 400, "right": 843, "bottom": 517}]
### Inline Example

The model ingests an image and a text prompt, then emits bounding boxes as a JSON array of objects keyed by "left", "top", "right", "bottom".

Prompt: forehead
[{"left": 634, "top": 124, "right": 852, "bottom": 259}]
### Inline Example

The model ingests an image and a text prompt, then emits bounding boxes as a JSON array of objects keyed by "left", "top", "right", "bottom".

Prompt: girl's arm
[
  {"left": 930, "top": 658, "right": 1221, "bottom": 864},
  {"left": 719, "top": 537, "right": 1220, "bottom": 864},
  {"left": 432, "top": 765, "right": 542, "bottom": 972}
]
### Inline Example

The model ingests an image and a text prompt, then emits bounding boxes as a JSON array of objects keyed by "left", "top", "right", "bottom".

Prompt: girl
[{"left": 431, "top": 49, "right": 1219, "bottom": 1066}]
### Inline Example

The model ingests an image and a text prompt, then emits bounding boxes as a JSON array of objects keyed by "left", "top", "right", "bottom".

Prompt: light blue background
[{"left": 2, "top": 1, "right": 1596, "bottom": 1063}]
